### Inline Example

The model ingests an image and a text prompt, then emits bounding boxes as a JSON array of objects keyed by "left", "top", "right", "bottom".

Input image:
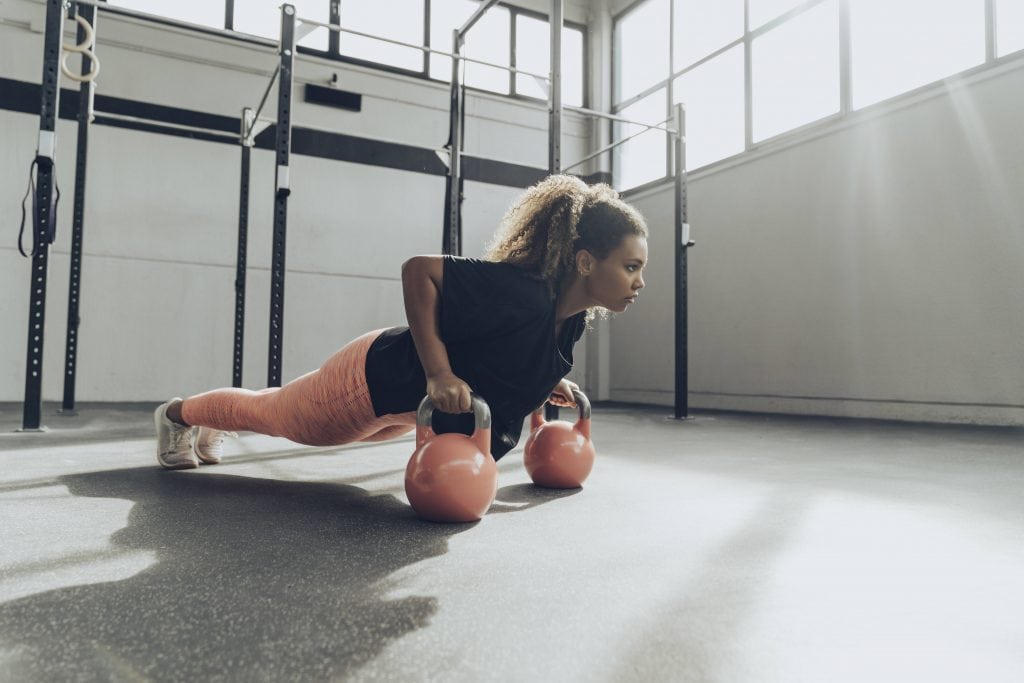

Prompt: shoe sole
[
  {"left": 192, "top": 447, "right": 220, "bottom": 465},
  {"left": 155, "top": 402, "right": 198, "bottom": 470},
  {"left": 158, "top": 456, "right": 198, "bottom": 470},
  {"left": 192, "top": 429, "right": 221, "bottom": 465}
]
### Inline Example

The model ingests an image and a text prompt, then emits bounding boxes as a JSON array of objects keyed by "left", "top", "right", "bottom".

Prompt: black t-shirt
[{"left": 364, "top": 255, "right": 586, "bottom": 460}]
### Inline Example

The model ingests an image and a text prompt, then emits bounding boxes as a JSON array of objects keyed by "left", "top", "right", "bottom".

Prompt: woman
[{"left": 155, "top": 175, "right": 648, "bottom": 468}]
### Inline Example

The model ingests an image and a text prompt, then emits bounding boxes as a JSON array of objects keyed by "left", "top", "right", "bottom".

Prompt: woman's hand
[
  {"left": 426, "top": 371, "right": 474, "bottom": 413},
  {"left": 549, "top": 378, "right": 580, "bottom": 408}
]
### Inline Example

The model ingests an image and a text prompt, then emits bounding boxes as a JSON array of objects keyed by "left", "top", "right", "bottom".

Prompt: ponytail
[{"left": 485, "top": 175, "right": 648, "bottom": 312}]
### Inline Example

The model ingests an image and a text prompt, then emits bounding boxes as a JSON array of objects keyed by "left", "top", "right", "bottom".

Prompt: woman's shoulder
[
  {"left": 443, "top": 255, "right": 540, "bottom": 276},
  {"left": 444, "top": 256, "right": 548, "bottom": 300}
]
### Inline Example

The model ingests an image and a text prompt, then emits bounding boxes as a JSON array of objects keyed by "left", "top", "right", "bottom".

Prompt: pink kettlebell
[
  {"left": 405, "top": 394, "right": 498, "bottom": 523},
  {"left": 524, "top": 389, "right": 595, "bottom": 489}
]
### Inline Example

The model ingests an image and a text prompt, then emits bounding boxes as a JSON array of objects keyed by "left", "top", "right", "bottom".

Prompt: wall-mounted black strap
[{"left": 18, "top": 159, "right": 61, "bottom": 258}]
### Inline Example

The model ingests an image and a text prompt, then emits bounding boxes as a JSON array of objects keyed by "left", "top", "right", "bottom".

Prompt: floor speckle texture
[{"left": 1, "top": 402, "right": 1023, "bottom": 682}]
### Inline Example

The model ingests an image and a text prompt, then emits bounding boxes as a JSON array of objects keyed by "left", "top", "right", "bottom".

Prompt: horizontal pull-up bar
[
  {"left": 564, "top": 105, "right": 678, "bottom": 134},
  {"left": 64, "top": 0, "right": 548, "bottom": 84},
  {"left": 93, "top": 110, "right": 239, "bottom": 142},
  {"left": 507, "top": 95, "right": 680, "bottom": 134},
  {"left": 294, "top": 16, "right": 550, "bottom": 82},
  {"left": 561, "top": 116, "right": 678, "bottom": 174},
  {"left": 295, "top": 14, "right": 677, "bottom": 136}
]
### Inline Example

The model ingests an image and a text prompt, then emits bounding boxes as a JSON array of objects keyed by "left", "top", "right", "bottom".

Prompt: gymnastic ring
[
  {"left": 62, "top": 13, "right": 94, "bottom": 52},
  {"left": 61, "top": 51, "right": 100, "bottom": 82},
  {"left": 61, "top": 14, "right": 100, "bottom": 82}
]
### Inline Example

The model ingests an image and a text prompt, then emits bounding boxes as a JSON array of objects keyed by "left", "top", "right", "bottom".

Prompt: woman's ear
[{"left": 576, "top": 250, "right": 594, "bottom": 276}]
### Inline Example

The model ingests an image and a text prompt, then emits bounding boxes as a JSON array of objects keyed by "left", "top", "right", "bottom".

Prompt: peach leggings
[{"left": 180, "top": 329, "right": 416, "bottom": 447}]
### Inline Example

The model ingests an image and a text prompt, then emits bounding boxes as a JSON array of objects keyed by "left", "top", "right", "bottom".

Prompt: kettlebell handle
[
  {"left": 532, "top": 388, "right": 591, "bottom": 437},
  {"left": 416, "top": 393, "right": 492, "bottom": 455}
]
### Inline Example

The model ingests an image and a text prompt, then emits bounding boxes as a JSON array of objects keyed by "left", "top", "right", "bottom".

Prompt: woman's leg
[
  {"left": 173, "top": 387, "right": 281, "bottom": 433},
  {"left": 178, "top": 330, "right": 403, "bottom": 447},
  {"left": 362, "top": 425, "right": 412, "bottom": 442},
  {"left": 361, "top": 411, "right": 417, "bottom": 442}
]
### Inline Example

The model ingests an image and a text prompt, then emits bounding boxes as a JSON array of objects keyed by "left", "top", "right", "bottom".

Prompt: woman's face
[{"left": 583, "top": 234, "right": 648, "bottom": 312}]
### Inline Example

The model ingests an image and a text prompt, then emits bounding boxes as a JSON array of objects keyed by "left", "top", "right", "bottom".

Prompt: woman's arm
[{"left": 401, "top": 256, "right": 473, "bottom": 413}]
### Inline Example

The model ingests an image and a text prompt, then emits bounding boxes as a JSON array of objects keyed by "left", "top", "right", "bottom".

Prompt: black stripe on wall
[
  {"left": 261, "top": 126, "right": 449, "bottom": 176},
  {"left": 462, "top": 156, "right": 547, "bottom": 188},
  {"left": 1, "top": 76, "right": 612, "bottom": 188}
]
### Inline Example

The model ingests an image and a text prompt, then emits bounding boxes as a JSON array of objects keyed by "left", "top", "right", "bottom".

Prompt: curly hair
[{"left": 483, "top": 175, "right": 648, "bottom": 313}]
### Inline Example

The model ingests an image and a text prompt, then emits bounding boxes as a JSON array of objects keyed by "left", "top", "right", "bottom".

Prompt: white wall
[
  {"left": 0, "top": 0, "right": 595, "bottom": 402},
  {"left": 612, "top": 60, "right": 1024, "bottom": 426},
  {"left": 9, "top": 1, "right": 1019, "bottom": 429}
]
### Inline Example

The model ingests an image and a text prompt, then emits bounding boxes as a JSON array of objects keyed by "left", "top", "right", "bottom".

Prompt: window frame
[
  {"left": 97, "top": 1, "right": 588, "bottom": 107},
  {"left": 426, "top": 1, "right": 588, "bottom": 103},
  {"left": 612, "top": 0, "right": 1021, "bottom": 192},
  {"left": 509, "top": 5, "right": 590, "bottom": 107}
]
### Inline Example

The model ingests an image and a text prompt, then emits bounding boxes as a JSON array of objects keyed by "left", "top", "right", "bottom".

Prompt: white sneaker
[
  {"left": 154, "top": 398, "right": 197, "bottom": 470},
  {"left": 192, "top": 427, "right": 236, "bottom": 465}
]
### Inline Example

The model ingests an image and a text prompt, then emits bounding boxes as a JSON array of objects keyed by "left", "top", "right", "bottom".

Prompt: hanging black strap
[{"left": 18, "top": 158, "right": 61, "bottom": 258}]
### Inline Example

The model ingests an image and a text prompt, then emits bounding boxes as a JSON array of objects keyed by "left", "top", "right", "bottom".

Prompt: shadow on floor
[
  {"left": 490, "top": 483, "right": 580, "bottom": 514},
  {"left": 0, "top": 466, "right": 558, "bottom": 680}
]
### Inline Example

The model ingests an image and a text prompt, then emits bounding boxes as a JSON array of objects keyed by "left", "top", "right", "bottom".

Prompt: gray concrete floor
[{"left": 1, "top": 401, "right": 1023, "bottom": 682}]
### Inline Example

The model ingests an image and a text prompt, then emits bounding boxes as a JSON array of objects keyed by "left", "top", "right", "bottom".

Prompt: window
[
  {"left": 462, "top": 6, "right": 511, "bottom": 93},
  {"left": 430, "top": 0, "right": 476, "bottom": 80},
  {"left": 673, "top": 45, "right": 745, "bottom": 169},
  {"left": 613, "top": 89, "right": 668, "bottom": 190},
  {"left": 752, "top": 0, "right": 839, "bottom": 141},
  {"left": 671, "top": 0, "right": 745, "bottom": 169},
  {"left": 850, "top": 0, "right": 986, "bottom": 109},
  {"left": 107, "top": 0, "right": 224, "bottom": 29},
  {"left": 430, "top": 2, "right": 585, "bottom": 100},
  {"left": 233, "top": 0, "right": 330, "bottom": 51},
  {"left": 339, "top": 0, "right": 425, "bottom": 72},
  {"left": 615, "top": 0, "right": 670, "bottom": 102},
  {"left": 614, "top": 0, "right": 1012, "bottom": 189},
  {"left": 515, "top": 15, "right": 585, "bottom": 107},
  {"left": 997, "top": 0, "right": 1024, "bottom": 57},
  {"left": 749, "top": 0, "right": 811, "bottom": 29},
  {"left": 674, "top": 0, "right": 743, "bottom": 71},
  {"left": 613, "top": 0, "right": 671, "bottom": 190},
  {"left": 430, "top": 0, "right": 511, "bottom": 94},
  {"left": 100, "top": 2, "right": 585, "bottom": 108}
]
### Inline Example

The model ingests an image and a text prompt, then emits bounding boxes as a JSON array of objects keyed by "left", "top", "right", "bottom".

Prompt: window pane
[
  {"left": 430, "top": 0, "right": 510, "bottom": 94},
  {"left": 562, "top": 28, "right": 584, "bottom": 107},
  {"left": 673, "top": 45, "right": 745, "bottom": 169},
  {"left": 674, "top": 0, "right": 743, "bottom": 70},
  {"left": 339, "top": 0, "right": 424, "bottom": 71},
  {"left": 108, "top": 0, "right": 224, "bottom": 29},
  {"left": 615, "top": 0, "right": 669, "bottom": 102},
  {"left": 463, "top": 7, "right": 510, "bottom": 93},
  {"left": 613, "top": 89, "right": 667, "bottom": 190},
  {"left": 851, "top": 0, "right": 985, "bottom": 109},
  {"left": 996, "top": 0, "right": 1024, "bottom": 57},
  {"left": 749, "top": 0, "right": 807, "bottom": 29},
  {"left": 515, "top": 16, "right": 584, "bottom": 107},
  {"left": 752, "top": 0, "right": 839, "bottom": 141},
  {"left": 431, "top": 0, "right": 477, "bottom": 80},
  {"left": 234, "top": 0, "right": 329, "bottom": 51}
]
